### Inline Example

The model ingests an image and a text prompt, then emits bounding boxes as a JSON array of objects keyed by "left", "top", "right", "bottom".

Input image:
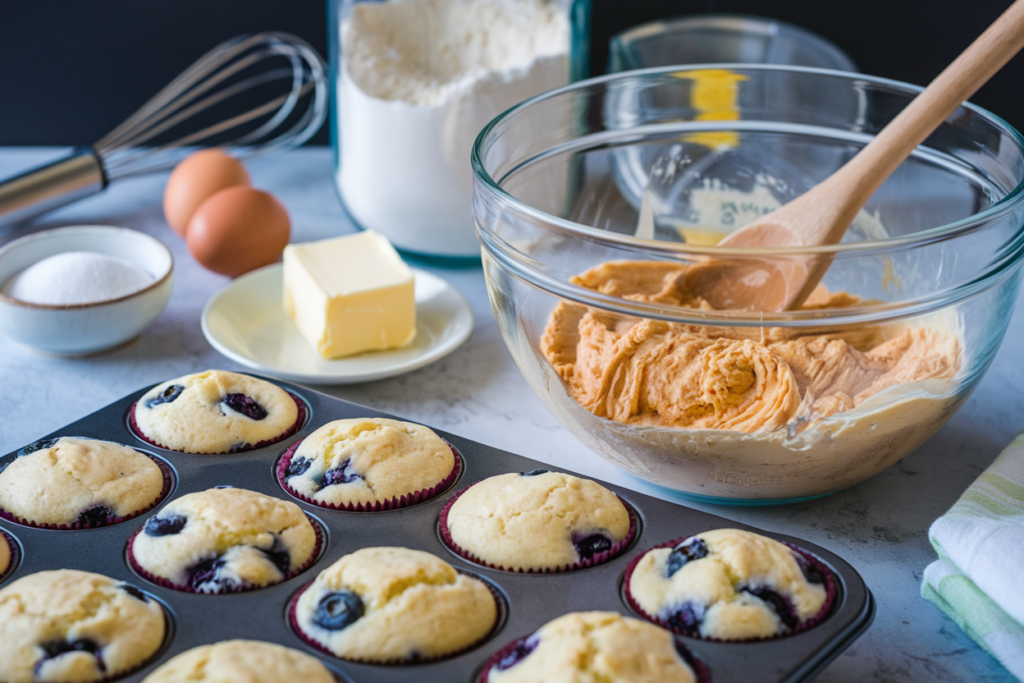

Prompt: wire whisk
[{"left": 0, "top": 31, "right": 328, "bottom": 228}]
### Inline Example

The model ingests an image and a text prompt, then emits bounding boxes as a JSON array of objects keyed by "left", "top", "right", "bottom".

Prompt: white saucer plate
[{"left": 201, "top": 264, "right": 474, "bottom": 385}]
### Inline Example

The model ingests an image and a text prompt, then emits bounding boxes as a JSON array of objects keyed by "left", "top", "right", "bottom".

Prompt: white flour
[
  {"left": 2, "top": 251, "right": 154, "bottom": 305},
  {"left": 336, "top": 0, "right": 570, "bottom": 256}
]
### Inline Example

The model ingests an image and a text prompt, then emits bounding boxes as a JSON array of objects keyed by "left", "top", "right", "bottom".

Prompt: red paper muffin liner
[
  {"left": 622, "top": 535, "right": 838, "bottom": 642},
  {"left": 287, "top": 569, "right": 505, "bottom": 665},
  {"left": 0, "top": 447, "right": 175, "bottom": 531},
  {"left": 277, "top": 438, "right": 463, "bottom": 512},
  {"left": 126, "top": 512, "right": 324, "bottom": 594},
  {"left": 0, "top": 528, "right": 19, "bottom": 582},
  {"left": 129, "top": 391, "right": 307, "bottom": 454},
  {"left": 474, "top": 624, "right": 711, "bottom": 683},
  {"left": 439, "top": 484, "right": 638, "bottom": 573}
]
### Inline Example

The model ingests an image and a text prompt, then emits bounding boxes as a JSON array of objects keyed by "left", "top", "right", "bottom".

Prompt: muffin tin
[{"left": 0, "top": 376, "right": 874, "bottom": 682}]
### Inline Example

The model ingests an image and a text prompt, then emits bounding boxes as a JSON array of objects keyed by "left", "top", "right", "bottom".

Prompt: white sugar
[{"left": 2, "top": 251, "right": 155, "bottom": 305}]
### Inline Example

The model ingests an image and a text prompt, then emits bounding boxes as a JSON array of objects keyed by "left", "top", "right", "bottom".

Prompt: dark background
[{"left": 2, "top": 0, "right": 1023, "bottom": 146}]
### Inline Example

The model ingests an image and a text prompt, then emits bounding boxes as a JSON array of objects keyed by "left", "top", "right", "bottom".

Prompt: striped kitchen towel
[{"left": 923, "top": 433, "right": 1024, "bottom": 680}]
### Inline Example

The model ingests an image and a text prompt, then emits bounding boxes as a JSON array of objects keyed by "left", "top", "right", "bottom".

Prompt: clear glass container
[
  {"left": 472, "top": 66, "right": 1024, "bottom": 503},
  {"left": 608, "top": 14, "right": 857, "bottom": 73},
  {"left": 327, "top": 0, "right": 591, "bottom": 258}
]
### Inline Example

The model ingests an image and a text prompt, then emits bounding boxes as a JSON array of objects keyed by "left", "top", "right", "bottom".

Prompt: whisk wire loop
[
  {"left": 94, "top": 31, "right": 327, "bottom": 181},
  {"left": 0, "top": 31, "right": 328, "bottom": 228}
]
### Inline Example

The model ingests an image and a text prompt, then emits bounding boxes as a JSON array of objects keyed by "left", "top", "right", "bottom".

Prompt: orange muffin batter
[{"left": 542, "top": 260, "right": 960, "bottom": 433}]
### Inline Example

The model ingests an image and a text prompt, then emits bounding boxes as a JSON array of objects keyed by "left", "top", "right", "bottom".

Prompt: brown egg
[
  {"left": 163, "top": 149, "right": 251, "bottom": 237},
  {"left": 186, "top": 187, "right": 290, "bottom": 277}
]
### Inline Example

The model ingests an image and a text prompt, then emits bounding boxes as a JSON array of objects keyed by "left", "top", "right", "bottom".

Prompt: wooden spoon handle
[
  {"left": 817, "top": 0, "right": 1024, "bottom": 243},
  {"left": 689, "top": 2, "right": 1024, "bottom": 312}
]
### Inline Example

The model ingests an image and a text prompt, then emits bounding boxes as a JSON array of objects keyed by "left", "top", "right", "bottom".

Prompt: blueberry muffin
[
  {"left": 280, "top": 417, "right": 456, "bottom": 509},
  {"left": 0, "top": 436, "right": 166, "bottom": 527},
  {"left": 131, "top": 487, "right": 318, "bottom": 593},
  {"left": 141, "top": 640, "right": 335, "bottom": 683},
  {"left": 482, "top": 612, "right": 699, "bottom": 683},
  {"left": 294, "top": 547, "right": 497, "bottom": 662},
  {"left": 443, "top": 470, "right": 633, "bottom": 571},
  {"left": 0, "top": 569, "right": 166, "bottom": 683},
  {"left": 132, "top": 370, "right": 302, "bottom": 453},
  {"left": 626, "top": 529, "right": 833, "bottom": 640}
]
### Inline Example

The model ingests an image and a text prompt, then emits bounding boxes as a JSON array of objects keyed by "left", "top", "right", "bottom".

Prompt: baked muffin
[
  {"left": 0, "top": 436, "right": 167, "bottom": 528},
  {"left": 130, "top": 487, "right": 318, "bottom": 593},
  {"left": 0, "top": 569, "right": 166, "bottom": 683},
  {"left": 481, "top": 612, "right": 701, "bottom": 683},
  {"left": 279, "top": 417, "right": 457, "bottom": 510},
  {"left": 132, "top": 370, "right": 303, "bottom": 453},
  {"left": 293, "top": 546, "right": 498, "bottom": 662},
  {"left": 442, "top": 470, "right": 633, "bottom": 572},
  {"left": 625, "top": 529, "right": 834, "bottom": 640},
  {"left": 141, "top": 640, "right": 335, "bottom": 683}
]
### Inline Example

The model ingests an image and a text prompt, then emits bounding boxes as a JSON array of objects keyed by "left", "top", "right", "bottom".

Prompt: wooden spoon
[{"left": 681, "top": 0, "right": 1024, "bottom": 312}]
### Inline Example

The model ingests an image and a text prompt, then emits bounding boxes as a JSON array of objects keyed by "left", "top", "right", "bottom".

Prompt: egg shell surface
[
  {"left": 164, "top": 149, "right": 251, "bottom": 237},
  {"left": 186, "top": 186, "right": 291, "bottom": 278}
]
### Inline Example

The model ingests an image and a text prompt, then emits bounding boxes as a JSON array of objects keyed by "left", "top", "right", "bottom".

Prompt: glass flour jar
[{"left": 328, "top": 0, "right": 591, "bottom": 258}]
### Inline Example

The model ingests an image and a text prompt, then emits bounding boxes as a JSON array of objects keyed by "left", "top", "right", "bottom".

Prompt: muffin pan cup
[
  {"left": 0, "top": 446, "right": 174, "bottom": 531},
  {"left": 128, "top": 391, "right": 308, "bottom": 454},
  {"left": 287, "top": 569, "right": 507, "bottom": 666},
  {"left": 277, "top": 439, "right": 463, "bottom": 512},
  {"left": 622, "top": 537, "right": 839, "bottom": 642},
  {"left": 438, "top": 485, "right": 639, "bottom": 573},
  {"left": 125, "top": 513, "right": 325, "bottom": 594},
  {"left": 0, "top": 375, "right": 874, "bottom": 683}
]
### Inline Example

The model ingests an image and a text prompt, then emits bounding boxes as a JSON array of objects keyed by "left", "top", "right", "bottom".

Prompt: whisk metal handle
[{"left": 0, "top": 148, "right": 106, "bottom": 229}]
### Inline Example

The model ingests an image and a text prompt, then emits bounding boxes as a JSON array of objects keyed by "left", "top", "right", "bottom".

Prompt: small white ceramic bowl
[{"left": 0, "top": 225, "right": 173, "bottom": 355}]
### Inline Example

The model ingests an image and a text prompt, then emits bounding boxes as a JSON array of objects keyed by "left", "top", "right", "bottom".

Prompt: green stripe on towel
[
  {"left": 923, "top": 560, "right": 1024, "bottom": 679},
  {"left": 960, "top": 489, "right": 1022, "bottom": 517},
  {"left": 978, "top": 473, "right": 1024, "bottom": 507}
]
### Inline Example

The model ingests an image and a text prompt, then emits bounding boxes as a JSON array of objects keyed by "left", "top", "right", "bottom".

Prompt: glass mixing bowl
[{"left": 472, "top": 65, "right": 1024, "bottom": 503}]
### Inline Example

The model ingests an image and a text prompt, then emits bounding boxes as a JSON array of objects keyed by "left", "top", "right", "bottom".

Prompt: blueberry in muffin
[
  {"left": 626, "top": 528, "right": 834, "bottom": 640},
  {"left": 130, "top": 487, "right": 318, "bottom": 593},
  {"left": 132, "top": 370, "right": 302, "bottom": 454}
]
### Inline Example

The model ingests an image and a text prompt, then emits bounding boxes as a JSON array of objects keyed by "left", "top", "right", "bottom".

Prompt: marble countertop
[{"left": 1, "top": 147, "right": 1020, "bottom": 682}]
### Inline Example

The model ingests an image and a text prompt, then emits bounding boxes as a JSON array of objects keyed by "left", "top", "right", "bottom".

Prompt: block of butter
[{"left": 283, "top": 231, "right": 416, "bottom": 359}]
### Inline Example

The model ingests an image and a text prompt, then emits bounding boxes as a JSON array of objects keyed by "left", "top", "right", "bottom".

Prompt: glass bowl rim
[
  {"left": 478, "top": 226, "right": 1023, "bottom": 327},
  {"left": 471, "top": 63, "right": 1024, "bottom": 259}
]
